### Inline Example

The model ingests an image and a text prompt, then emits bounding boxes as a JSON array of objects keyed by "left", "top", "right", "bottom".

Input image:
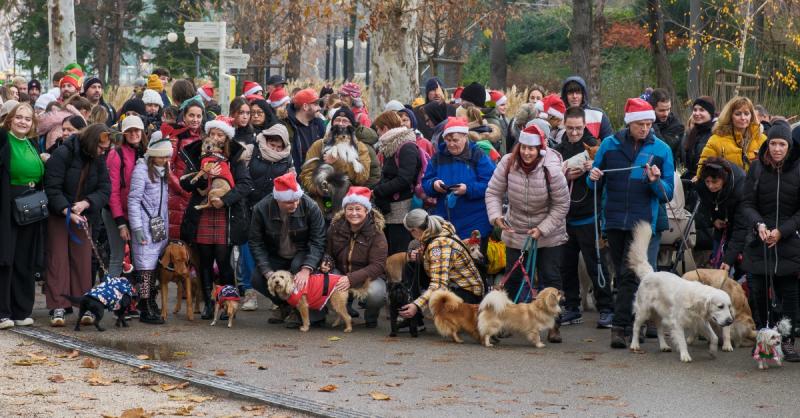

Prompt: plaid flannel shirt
[{"left": 414, "top": 235, "right": 484, "bottom": 308}]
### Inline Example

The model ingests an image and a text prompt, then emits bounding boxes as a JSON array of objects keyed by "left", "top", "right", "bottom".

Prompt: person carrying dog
[
  {"left": 127, "top": 133, "right": 173, "bottom": 324},
  {"left": 249, "top": 171, "right": 327, "bottom": 327},
  {"left": 180, "top": 117, "right": 252, "bottom": 320}
]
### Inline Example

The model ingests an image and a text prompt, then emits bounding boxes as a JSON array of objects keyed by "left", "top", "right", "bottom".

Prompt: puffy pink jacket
[
  {"left": 36, "top": 107, "right": 81, "bottom": 150},
  {"left": 106, "top": 143, "right": 139, "bottom": 224}
]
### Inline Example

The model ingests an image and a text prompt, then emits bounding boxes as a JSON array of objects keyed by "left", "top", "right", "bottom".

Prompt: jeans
[
  {"left": 237, "top": 243, "right": 254, "bottom": 291},
  {"left": 504, "top": 245, "right": 563, "bottom": 302},
  {"left": 648, "top": 231, "right": 661, "bottom": 270},
  {"left": 101, "top": 208, "right": 125, "bottom": 278},
  {"left": 561, "top": 223, "right": 613, "bottom": 312}
]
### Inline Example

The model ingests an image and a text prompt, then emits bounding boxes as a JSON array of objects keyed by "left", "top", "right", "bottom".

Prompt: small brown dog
[
  {"left": 210, "top": 285, "right": 240, "bottom": 328},
  {"left": 158, "top": 240, "right": 198, "bottom": 321},
  {"left": 478, "top": 287, "right": 563, "bottom": 348},
  {"left": 192, "top": 135, "right": 233, "bottom": 210},
  {"left": 429, "top": 289, "right": 481, "bottom": 343},
  {"left": 268, "top": 270, "right": 352, "bottom": 332}
]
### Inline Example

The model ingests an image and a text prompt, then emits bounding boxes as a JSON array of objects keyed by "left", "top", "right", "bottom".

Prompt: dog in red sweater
[
  {"left": 268, "top": 270, "right": 352, "bottom": 333},
  {"left": 192, "top": 135, "right": 234, "bottom": 210}
]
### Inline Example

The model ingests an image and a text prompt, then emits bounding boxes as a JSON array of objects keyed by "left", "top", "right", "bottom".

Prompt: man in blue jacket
[
  {"left": 588, "top": 98, "right": 674, "bottom": 349},
  {"left": 561, "top": 76, "right": 614, "bottom": 140}
]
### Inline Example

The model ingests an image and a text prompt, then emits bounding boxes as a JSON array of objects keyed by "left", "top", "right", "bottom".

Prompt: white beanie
[
  {"left": 142, "top": 89, "right": 164, "bottom": 107},
  {"left": 384, "top": 100, "right": 405, "bottom": 112},
  {"left": 146, "top": 136, "right": 174, "bottom": 158}
]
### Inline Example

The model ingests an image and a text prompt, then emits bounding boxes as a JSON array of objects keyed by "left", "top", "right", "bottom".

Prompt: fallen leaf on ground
[
  {"left": 56, "top": 350, "right": 80, "bottom": 359},
  {"left": 431, "top": 384, "right": 453, "bottom": 391},
  {"left": 215, "top": 369, "right": 227, "bottom": 376},
  {"left": 188, "top": 395, "right": 212, "bottom": 403},
  {"left": 12, "top": 358, "right": 42, "bottom": 366},
  {"left": 136, "top": 355, "right": 150, "bottom": 360},
  {"left": 241, "top": 405, "right": 266, "bottom": 412},
  {"left": 48, "top": 374, "right": 66, "bottom": 383},
  {"left": 385, "top": 382, "right": 403, "bottom": 387},
  {"left": 319, "top": 384, "right": 338, "bottom": 392},
  {"left": 138, "top": 365, "right": 152, "bottom": 370},
  {"left": 328, "top": 336, "right": 341, "bottom": 341},
  {"left": 583, "top": 395, "right": 620, "bottom": 401},
  {"left": 28, "top": 352, "right": 48, "bottom": 361},
  {"left": 173, "top": 405, "right": 194, "bottom": 416},
  {"left": 139, "top": 379, "right": 159, "bottom": 386},
  {"left": 321, "top": 359, "right": 348, "bottom": 366},
  {"left": 385, "top": 361, "right": 402, "bottom": 365},
  {"left": 120, "top": 407, "right": 154, "bottom": 418},
  {"left": 80, "top": 393, "right": 98, "bottom": 400},
  {"left": 173, "top": 351, "right": 190, "bottom": 357},
  {"left": 86, "top": 372, "right": 112, "bottom": 386},
  {"left": 583, "top": 338, "right": 594, "bottom": 343},
  {"left": 184, "top": 361, "right": 193, "bottom": 368},
  {"left": 28, "top": 388, "right": 57, "bottom": 396},
  {"left": 369, "top": 391, "right": 391, "bottom": 400},
  {"left": 81, "top": 358, "right": 98, "bottom": 369}
]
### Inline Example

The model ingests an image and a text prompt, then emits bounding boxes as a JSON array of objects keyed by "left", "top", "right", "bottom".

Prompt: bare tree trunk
[
  {"left": 648, "top": 0, "right": 674, "bottom": 98},
  {"left": 570, "top": 0, "right": 592, "bottom": 84},
  {"left": 488, "top": 0, "right": 507, "bottom": 89},
  {"left": 369, "top": 0, "right": 419, "bottom": 112},
  {"left": 284, "top": 5, "right": 303, "bottom": 80},
  {"left": 687, "top": 0, "right": 704, "bottom": 99},
  {"left": 588, "top": 0, "right": 605, "bottom": 106},
  {"left": 48, "top": 0, "right": 77, "bottom": 78},
  {"left": 734, "top": 0, "right": 753, "bottom": 95},
  {"left": 108, "top": 0, "right": 127, "bottom": 85}
]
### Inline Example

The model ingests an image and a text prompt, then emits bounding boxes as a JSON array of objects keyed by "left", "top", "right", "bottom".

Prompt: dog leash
[
  {"left": 497, "top": 237, "right": 536, "bottom": 303},
  {"left": 81, "top": 221, "right": 110, "bottom": 280},
  {"left": 591, "top": 180, "right": 607, "bottom": 289}
]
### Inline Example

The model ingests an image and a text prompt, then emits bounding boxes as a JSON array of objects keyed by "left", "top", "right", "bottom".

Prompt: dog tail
[
  {"left": 777, "top": 318, "right": 793, "bottom": 337},
  {"left": 429, "top": 289, "right": 464, "bottom": 316},
  {"left": 627, "top": 222, "right": 654, "bottom": 280},
  {"left": 61, "top": 294, "right": 83, "bottom": 305},
  {"left": 479, "top": 289, "right": 511, "bottom": 314}
]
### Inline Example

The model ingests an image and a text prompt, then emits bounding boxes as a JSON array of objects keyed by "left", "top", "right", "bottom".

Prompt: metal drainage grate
[{"left": 12, "top": 327, "right": 378, "bottom": 418}]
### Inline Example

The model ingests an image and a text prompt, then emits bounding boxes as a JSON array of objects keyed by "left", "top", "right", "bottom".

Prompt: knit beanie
[
  {"left": 60, "top": 73, "right": 81, "bottom": 90},
  {"left": 692, "top": 96, "right": 716, "bottom": 117},
  {"left": 142, "top": 89, "right": 164, "bottom": 107},
  {"left": 82, "top": 77, "right": 102, "bottom": 94},
  {"left": 331, "top": 107, "right": 356, "bottom": 126},
  {"left": 767, "top": 120, "right": 792, "bottom": 143},
  {"left": 147, "top": 74, "right": 163, "bottom": 92},
  {"left": 145, "top": 134, "right": 174, "bottom": 158},
  {"left": 460, "top": 82, "right": 486, "bottom": 108}
]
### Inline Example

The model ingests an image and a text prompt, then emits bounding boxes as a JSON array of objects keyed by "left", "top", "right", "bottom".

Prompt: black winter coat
[
  {"left": 739, "top": 142, "right": 800, "bottom": 276},
  {"left": 654, "top": 112, "right": 685, "bottom": 160},
  {"left": 696, "top": 161, "right": 747, "bottom": 265},
  {"left": 247, "top": 151, "right": 293, "bottom": 208},
  {"left": 233, "top": 126, "right": 255, "bottom": 146},
  {"left": 179, "top": 139, "right": 253, "bottom": 245},
  {"left": 373, "top": 128, "right": 420, "bottom": 214},
  {"left": 555, "top": 128, "right": 598, "bottom": 222},
  {"left": 44, "top": 135, "right": 111, "bottom": 228},
  {"left": 248, "top": 194, "right": 326, "bottom": 275},
  {"left": 681, "top": 120, "right": 714, "bottom": 179}
]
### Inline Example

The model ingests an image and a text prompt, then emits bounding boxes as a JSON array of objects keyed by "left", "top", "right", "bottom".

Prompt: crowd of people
[{"left": 0, "top": 65, "right": 798, "bottom": 363}]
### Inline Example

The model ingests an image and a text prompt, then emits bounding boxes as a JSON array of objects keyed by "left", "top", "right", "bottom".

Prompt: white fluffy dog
[{"left": 628, "top": 222, "right": 734, "bottom": 362}]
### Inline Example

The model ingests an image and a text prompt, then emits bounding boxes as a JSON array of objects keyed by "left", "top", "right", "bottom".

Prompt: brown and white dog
[
  {"left": 210, "top": 285, "right": 240, "bottom": 328},
  {"left": 158, "top": 240, "right": 198, "bottom": 321},
  {"left": 268, "top": 270, "right": 352, "bottom": 332},
  {"left": 429, "top": 289, "right": 481, "bottom": 343},
  {"left": 478, "top": 287, "right": 563, "bottom": 348},
  {"left": 682, "top": 269, "right": 757, "bottom": 350},
  {"left": 192, "top": 135, "right": 233, "bottom": 210}
]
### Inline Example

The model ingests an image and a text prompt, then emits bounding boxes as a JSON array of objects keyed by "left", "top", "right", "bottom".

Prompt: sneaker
[
  {"left": 396, "top": 318, "right": 425, "bottom": 333},
  {"left": 610, "top": 326, "right": 628, "bottom": 349},
  {"left": 50, "top": 308, "right": 66, "bottom": 327},
  {"left": 80, "top": 312, "right": 95, "bottom": 325},
  {"left": 597, "top": 311, "right": 614, "bottom": 329},
  {"left": 0, "top": 318, "right": 13, "bottom": 329},
  {"left": 241, "top": 289, "right": 258, "bottom": 311},
  {"left": 559, "top": 308, "right": 583, "bottom": 325},
  {"left": 13, "top": 318, "right": 34, "bottom": 327},
  {"left": 783, "top": 338, "right": 800, "bottom": 362}
]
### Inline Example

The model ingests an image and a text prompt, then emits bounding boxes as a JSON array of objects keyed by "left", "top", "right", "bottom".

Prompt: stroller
[{"left": 657, "top": 176, "right": 699, "bottom": 273}]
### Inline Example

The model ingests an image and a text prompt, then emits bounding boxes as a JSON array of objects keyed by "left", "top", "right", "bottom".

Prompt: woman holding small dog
[
  {"left": 166, "top": 100, "right": 204, "bottom": 240},
  {"left": 127, "top": 136, "right": 173, "bottom": 324},
  {"left": 739, "top": 119, "right": 800, "bottom": 362},
  {"left": 485, "top": 124, "right": 570, "bottom": 343}
]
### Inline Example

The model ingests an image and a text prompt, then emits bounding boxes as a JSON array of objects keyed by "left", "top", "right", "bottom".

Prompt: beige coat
[{"left": 485, "top": 152, "right": 569, "bottom": 249}]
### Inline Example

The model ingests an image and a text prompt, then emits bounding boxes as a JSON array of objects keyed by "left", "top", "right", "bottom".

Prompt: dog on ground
[
  {"left": 210, "top": 285, "right": 240, "bottom": 328},
  {"left": 753, "top": 318, "right": 792, "bottom": 370},
  {"left": 192, "top": 135, "right": 233, "bottom": 210},
  {"left": 63, "top": 277, "right": 134, "bottom": 331},
  {"left": 682, "top": 268, "right": 757, "bottom": 350},
  {"left": 628, "top": 222, "right": 734, "bottom": 362},
  {"left": 478, "top": 287, "right": 563, "bottom": 348},
  {"left": 388, "top": 281, "right": 418, "bottom": 337},
  {"left": 429, "top": 289, "right": 480, "bottom": 343},
  {"left": 268, "top": 270, "right": 352, "bottom": 332},
  {"left": 158, "top": 240, "right": 197, "bottom": 321}
]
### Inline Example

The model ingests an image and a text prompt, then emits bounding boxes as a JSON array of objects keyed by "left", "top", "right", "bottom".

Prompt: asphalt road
[{"left": 24, "top": 288, "right": 799, "bottom": 418}]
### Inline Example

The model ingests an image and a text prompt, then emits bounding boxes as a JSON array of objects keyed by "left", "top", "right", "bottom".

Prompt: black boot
[
  {"left": 139, "top": 271, "right": 164, "bottom": 325},
  {"left": 610, "top": 326, "right": 628, "bottom": 349},
  {"left": 783, "top": 337, "right": 800, "bottom": 362},
  {"left": 201, "top": 286, "right": 214, "bottom": 320}
]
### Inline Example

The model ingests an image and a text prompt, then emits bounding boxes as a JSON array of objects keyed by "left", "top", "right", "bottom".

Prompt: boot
[
  {"left": 201, "top": 286, "right": 214, "bottom": 320},
  {"left": 547, "top": 321, "right": 562, "bottom": 343},
  {"left": 138, "top": 271, "right": 164, "bottom": 325},
  {"left": 783, "top": 337, "right": 800, "bottom": 362},
  {"left": 610, "top": 326, "right": 628, "bottom": 349}
]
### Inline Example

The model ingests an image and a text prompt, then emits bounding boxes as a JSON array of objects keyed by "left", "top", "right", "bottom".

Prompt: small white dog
[
  {"left": 628, "top": 222, "right": 734, "bottom": 362},
  {"left": 753, "top": 318, "right": 792, "bottom": 370}
]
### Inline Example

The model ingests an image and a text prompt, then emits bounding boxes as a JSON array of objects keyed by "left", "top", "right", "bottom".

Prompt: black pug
[
  {"left": 388, "top": 281, "right": 418, "bottom": 338},
  {"left": 62, "top": 277, "right": 134, "bottom": 331}
]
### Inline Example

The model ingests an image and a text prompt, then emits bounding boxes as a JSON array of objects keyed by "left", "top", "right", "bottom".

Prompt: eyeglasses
[{"left": 251, "top": 110, "right": 265, "bottom": 116}]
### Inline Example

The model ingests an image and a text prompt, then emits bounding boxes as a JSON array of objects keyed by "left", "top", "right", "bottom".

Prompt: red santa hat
[
  {"left": 204, "top": 115, "right": 235, "bottom": 139},
  {"left": 534, "top": 100, "right": 548, "bottom": 119},
  {"left": 242, "top": 80, "right": 263, "bottom": 97},
  {"left": 542, "top": 94, "right": 566, "bottom": 120},
  {"left": 518, "top": 124, "right": 547, "bottom": 156},
  {"left": 273, "top": 172, "right": 304, "bottom": 202},
  {"left": 268, "top": 87, "right": 290, "bottom": 108},
  {"left": 198, "top": 84, "right": 215, "bottom": 102},
  {"left": 341, "top": 186, "right": 372, "bottom": 211},
  {"left": 453, "top": 86, "right": 464, "bottom": 104},
  {"left": 624, "top": 98, "right": 656, "bottom": 125},
  {"left": 489, "top": 90, "right": 507, "bottom": 107},
  {"left": 442, "top": 116, "right": 469, "bottom": 137}
]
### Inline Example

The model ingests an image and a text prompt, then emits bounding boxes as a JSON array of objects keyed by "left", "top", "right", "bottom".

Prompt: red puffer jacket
[{"left": 165, "top": 125, "right": 202, "bottom": 238}]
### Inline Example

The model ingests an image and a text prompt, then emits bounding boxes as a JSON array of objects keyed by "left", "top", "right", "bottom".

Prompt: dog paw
[
  {"left": 630, "top": 342, "right": 640, "bottom": 351},
  {"left": 680, "top": 353, "right": 692, "bottom": 362},
  {"left": 722, "top": 343, "right": 734, "bottom": 352},
  {"left": 299, "top": 326, "right": 309, "bottom": 332},
  {"left": 210, "top": 322, "right": 216, "bottom": 326},
  {"left": 660, "top": 346, "right": 672, "bottom": 352},
  {"left": 343, "top": 327, "right": 352, "bottom": 333},
  {"left": 484, "top": 343, "right": 495, "bottom": 347},
  {"left": 535, "top": 343, "right": 545, "bottom": 348}
]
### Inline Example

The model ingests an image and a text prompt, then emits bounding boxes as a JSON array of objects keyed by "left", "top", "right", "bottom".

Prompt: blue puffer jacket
[
  {"left": 588, "top": 129, "right": 674, "bottom": 232},
  {"left": 422, "top": 140, "right": 495, "bottom": 239}
]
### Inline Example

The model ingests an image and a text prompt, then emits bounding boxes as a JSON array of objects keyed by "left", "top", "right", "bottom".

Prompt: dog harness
[
  {"left": 753, "top": 342, "right": 782, "bottom": 361},
  {"left": 287, "top": 273, "right": 341, "bottom": 310},
  {"left": 214, "top": 285, "right": 241, "bottom": 306},
  {"left": 86, "top": 277, "right": 134, "bottom": 311},
  {"left": 201, "top": 153, "right": 235, "bottom": 188}
]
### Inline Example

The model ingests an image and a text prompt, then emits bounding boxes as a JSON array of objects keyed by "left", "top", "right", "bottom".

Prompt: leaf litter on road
[
  {"left": 369, "top": 391, "right": 391, "bottom": 400},
  {"left": 319, "top": 384, "right": 338, "bottom": 392}
]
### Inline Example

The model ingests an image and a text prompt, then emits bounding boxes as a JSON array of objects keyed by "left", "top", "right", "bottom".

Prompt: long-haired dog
[
  {"left": 429, "top": 289, "right": 481, "bottom": 343},
  {"left": 324, "top": 125, "right": 364, "bottom": 173},
  {"left": 63, "top": 277, "right": 134, "bottom": 332},
  {"left": 192, "top": 135, "right": 233, "bottom": 210},
  {"left": 478, "top": 287, "right": 563, "bottom": 348},
  {"left": 628, "top": 222, "right": 733, "bottom": 362},
  {"left": 312, "top": 163, "right": 350, "bottom": 214},
  {"left": 210, "top": 285, "right": 240, "bottom": 328},
  {"left": 682, "top": 268, "right": 757, "bottom": 350},
  {"left": 268, "top": 270, "right": 352, "bottom": 332},
  {"left": 158, "top": 240, "right": 197, "bottom": 321},
  {"left": 753, "top": 319, "right": 792, "bottom": 370}
]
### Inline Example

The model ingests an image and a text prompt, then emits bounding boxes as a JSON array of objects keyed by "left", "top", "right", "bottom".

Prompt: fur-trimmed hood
[
  {"left": 378, "top": 127, "right": 416, "bottom": 158},
  {"left": 327, "top": 208, "right": 388, "bottom": 290}
]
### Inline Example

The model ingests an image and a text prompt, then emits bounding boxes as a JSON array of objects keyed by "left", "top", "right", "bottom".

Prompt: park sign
[
  {"left": 222, "top": 49, "right": 250, "bottom": 69},
  {"left": 183, "top": 21, "right": 223, "bottom": 39}
]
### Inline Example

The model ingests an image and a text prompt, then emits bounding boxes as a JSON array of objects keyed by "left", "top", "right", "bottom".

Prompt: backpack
[{"left": 380, "top": 141, "right": 431, "bottom": 200}]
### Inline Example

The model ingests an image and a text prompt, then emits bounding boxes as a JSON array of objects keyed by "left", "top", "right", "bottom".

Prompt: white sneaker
[
  {"left": 50, "top": 308, "right": 66, "bottom": 327},
  {"left": 80, "top": 312, "right": 95, "bottom": 325},
  {"left": 0, "top": 318, "right": 13, "bottom": 329},
  {"left": 241, "top": 289, "right": 258, "bottom": 311},
  {"left": 13, "top": 318, "right": 34, "bottom": 327}
]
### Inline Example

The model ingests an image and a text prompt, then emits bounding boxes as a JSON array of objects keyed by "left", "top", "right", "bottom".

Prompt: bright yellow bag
[{"left": 486, "top": 238, "right": 507, "bottom": 275}]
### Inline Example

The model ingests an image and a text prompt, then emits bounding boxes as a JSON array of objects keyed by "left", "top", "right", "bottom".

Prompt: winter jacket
[
  {"left": 555, "top": 129, "right": 599, "bottom": 222},
  {"left": 653, "top": 113, "right": 685, "bottom": 160},
  {"left": 739, "top": 139, "right": 800, "bottom": 276},
  {"left": 696, "top": 125, "right": 766, "bottom": 177},
  {"left": 179, "top": 139, "right": 253, "bottom": 245},
  {"left": 588, "top": 129, "right": 675, "bottom": 232},
  {"left": 283, "top": 104, "right": 326, "bottom": 172},
  {"left": 486, "top": 152, "right": 570, "bottom": 249},
  {"left": 422, "top": 140, "right": 495, "bottom": 239},
  {"left": 681, "top": 120, "right": 714, "bottom": 179},
  {"left": 352, "top": 106, "right": 372, "bottom": 128},
  {"left": 247, "top": 134, "right": 294, "bottom": 208},
  {"left": 696, "top": 161, "right": 747, "bottom": 266},
  {"left": 560, "top": 76, "right": 613, "bottom": 140},
  {"left": 373, "top": 127, "right": 420, "bottom": 215},
  {"left": 106, "top": 143, "right": 140, "bottom": 226},
  {"left": 249, "top": 194, "right": 327, "bottom": 275},
  {"left": 326, "top": 209, "right": 388, "bottom": 289},
  {"left": 44, "top": 135, "right": 111, "bottom": 226},
  {"left": 287, "top": 273, "right": 341, "bottom": 310},
  {"left": 166, "top": 125, "right": 202, "bottom": 239},
  {"left": 36, "top": 108, "right": 80, "bottom": 151},
  {"left": 233, "top": 125, "right": 255, "bottom": 148},
  {"left": 86, "top": 277, "right": 133, "bottom": 310},
  {"left": 127, "top": 160, "right": 169, "bottom": 271},
  {"left": 299, "top": 136, "right": 372, "bottom": 195}
]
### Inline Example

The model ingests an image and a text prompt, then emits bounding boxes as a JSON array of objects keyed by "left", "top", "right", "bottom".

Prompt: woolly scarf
[{"left": 258, "top": 140, "right": 291, "bottom": 162}]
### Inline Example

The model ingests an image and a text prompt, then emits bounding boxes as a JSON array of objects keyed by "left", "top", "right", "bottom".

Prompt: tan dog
[
  {"left": 267, "top": 270, "right": 352, "bottom": 332},
  {"left": 478, "top": 287, "right": 563, "bottom": 348},
  {"left": 385, "top": 252, "right": 407, "bottom": 284},
  {"left": 192, "top": 136, "right": 233, "bottom": 210},
  {"left": 429, "top": 289, "right": 481, "bottom": 343},
  {"left": 682, "top": 269, "right": 757, "bottom": 350},
  {"left": 158, "top": 240, "right": 198, "bottom": 321},
  {"left": 210, "top": 285, "right": 240, "bottom": 328}
]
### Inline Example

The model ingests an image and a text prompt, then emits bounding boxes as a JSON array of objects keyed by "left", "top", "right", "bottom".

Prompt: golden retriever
[
  {"left": 268, "top": 270, "right": 352, "bottom": 332},
  {"left": 429, "top": 289, "right": 481, "bottom": 343},
  {"left": 478, "top": 287, "right": 563, "bottom": 348}
]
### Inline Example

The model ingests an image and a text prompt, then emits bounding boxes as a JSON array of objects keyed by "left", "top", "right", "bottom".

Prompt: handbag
[
  {"left": 141, "top": 180, "right": 167, "bottom": 243},
  {"left": 13, "top": 188, "right": 49, "bottom": 226}
]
